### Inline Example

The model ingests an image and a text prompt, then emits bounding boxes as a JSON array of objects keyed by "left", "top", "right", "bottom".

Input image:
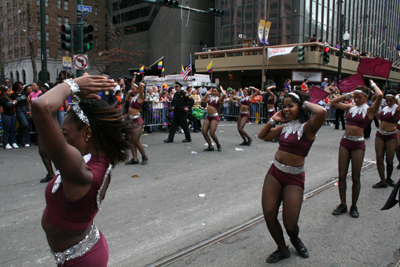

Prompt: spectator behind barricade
[
  {"left": 353, "top": 47, "right": 360, "bottom": 55},
  {"left": 189, "top": 88, "right": 202, "bottom": 132},
  {"left": 199, "top": 84, "right": 207, "bottom": 96},
  {"left": 29, "top": 82, "right": 42, "bottom": 103},
  {"left": 223, "top": 87, "right": 232, "bottom": 121},
  {"left": 237, "top": 87, "right": 244, "bottom": 98},
  {"left": 250, "top": 88, "right": 263, "bottom": 123},
  {"left": 167, "top": 87, "right": 175, "bottom": 101},
  {"left": 321, "top": 78, "right": 329, "bottom": 91},
  {"left": 229, "top": 89, "right": 239, "bottom": 121},
  {"left": 308, "top": 33, "right": 318, "bottom": 51},
  {"left": 0, "top": 85, "right": 18, "bottom": 149},
  {"left": 147, "top": 87, "right": 160, "bottom": 132},
  {"left": 116, "top": 90, "right": 122, "bottom": 109},
  {"left": 301, "top": 79, "right": 309, "bottom": 93},
  {"left": 284, "top": 79, "right": 292, "bottom": 92},
  {"left": 159, "top": 90, "right": 169, "bottom": 128},
  {"left": 200, "top": 92, "right": 208, "bottom": 123}
]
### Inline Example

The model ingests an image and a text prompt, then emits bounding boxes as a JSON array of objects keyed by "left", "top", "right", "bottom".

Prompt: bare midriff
[
  {"left": 380, "top": 121, "right": 396, "bottom": 132},
  {"left": 275, "top": 150, "right": 305, "bottom": 167},
  {"left": 344, "top": 125, "right": 365, "bottom": 137}
]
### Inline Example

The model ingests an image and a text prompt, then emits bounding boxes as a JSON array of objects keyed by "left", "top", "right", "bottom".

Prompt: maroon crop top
[
  {"left": 129, "top": 94, "right": 143, "bottom": 110},
  {"left": 267, "top": 96, "right": 276, "bottom": 105},
  {"left": 278, "top": 121, "right": 315, "bottom": 157},
  {"left": 241, "top": 97, "right": 251, "bottom": 106},
  {"left": 43, "top": 155, "right": 112, "bottom": 231},
  {"left": 208, "top": 97, "right": 221, "bottom": 109},
  {"left": 346, "top": 104, "right": 371, "bottom": 130},
  {"left": 379, "top": 104, "right": 400, "bottom": 124}
]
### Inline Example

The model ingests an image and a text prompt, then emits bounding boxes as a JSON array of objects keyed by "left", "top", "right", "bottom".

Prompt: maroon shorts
[
  {"left": 376, "top": 131, "right": 397, "bottom": 142},
  {"left": 340, "top": 137, "right": 366, "bottom": 151},
  {"left": 239, "top": 113, "right": 250, "bottom": 120},
  {"left": 267, "top": 164, "right": 305, "bottom": 188},
  {"left": 206, "top": 115, "right": 220, "bottom": 122},
  {"left": 268, "top": 110, "right": 276, "bottom": 117},
  {"left": 130, "top": 116, "right": 143, "bottom": 126},
  {"left": 61, "top": 231, "right": 109, "bottom": 267}
]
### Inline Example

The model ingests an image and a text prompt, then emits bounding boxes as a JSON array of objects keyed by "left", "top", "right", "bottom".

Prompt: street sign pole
[
  {"left": 40, "top": 0, "right": 48, "bottom": 83},
  {"left": 76, "top": 0, "right": 84, "bottom": 77}
]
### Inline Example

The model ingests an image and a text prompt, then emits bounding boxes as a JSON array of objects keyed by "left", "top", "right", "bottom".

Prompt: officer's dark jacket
[{"left": 171, "top": 90, "right": 194, "bottom": 111}]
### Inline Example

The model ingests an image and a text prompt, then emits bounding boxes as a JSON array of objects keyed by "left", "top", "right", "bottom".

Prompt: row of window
[{"left": 33, "top": 0, "right": 99, "bottom": 15}]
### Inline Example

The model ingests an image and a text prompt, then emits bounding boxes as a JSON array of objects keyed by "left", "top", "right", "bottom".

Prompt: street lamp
[
  {"left": 343, "top": 31, "right": 350, "bottom": 51},
  {"left": 338, "top": 13, "right": 350, "bottom": 82}
]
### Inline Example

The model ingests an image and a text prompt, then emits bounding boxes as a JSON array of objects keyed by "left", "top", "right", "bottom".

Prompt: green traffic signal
[
  {"left": 83, "top": 24, "right": 94, "bottom": 52},
  {"left": 297, "top": 45, "right": 305, "bottom": 64}
]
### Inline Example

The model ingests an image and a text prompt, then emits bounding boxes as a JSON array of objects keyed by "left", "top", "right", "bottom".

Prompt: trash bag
[{"left": 192, "top": 108, "right": 205, "bottom": 120}]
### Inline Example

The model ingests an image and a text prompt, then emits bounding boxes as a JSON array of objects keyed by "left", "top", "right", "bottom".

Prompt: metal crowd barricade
[
  {"left": 218, "top": 101, "right": 267, "bottom": 123},
  {"left": 142, "top": 101, "right": 172, "bottom": 127}
]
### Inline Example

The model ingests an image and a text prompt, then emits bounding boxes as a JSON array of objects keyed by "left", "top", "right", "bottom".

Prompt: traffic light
[
  {"left": 60, "top": 25, "right": 72, "bottom": 51},
  {"left": 297, "top": 45, "right": 305, "bottom": 64},
  {"left": 160, "top": 0, "right": 179, "bottom": 8},
  {"left": 83, "top": 24, "right": 94, "bottom": 52},
  {"left": 323, "top": 45, "right": 330, "bottom": 64},
  {"left": 208, "top": 8, "right": 224, "bottom": 16}
]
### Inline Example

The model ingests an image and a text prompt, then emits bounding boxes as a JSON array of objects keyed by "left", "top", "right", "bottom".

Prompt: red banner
[
  {"left": 338, "top": 74, "right": 366, "bottom": 93},
  {"left": 308, "top": 86, "right": 329, "bottom": 104},
  {"left": 357, "top": 58, "right": 392, "bottom": 79}
]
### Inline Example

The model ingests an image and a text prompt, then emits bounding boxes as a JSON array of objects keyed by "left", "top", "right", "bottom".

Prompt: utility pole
[
  {"left": 261, "top": 0, "right": 268, "bottom": 90},
  {"left": 40, "top": 0, "right": 48, "bottom": 83},
  {"left": 75, "top": 0, "right": 84, "bottom": 78}
]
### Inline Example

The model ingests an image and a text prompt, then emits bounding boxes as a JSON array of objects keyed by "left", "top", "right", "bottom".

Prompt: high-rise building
[
  {"left": 216, "top": 0, "right": 400, "bottom": 60},
  {"left": 1, "top": 0, "right": 106, "bottom": 84},
  {"left": 108, "top": 0, "right": 216, "bottom": 77}
]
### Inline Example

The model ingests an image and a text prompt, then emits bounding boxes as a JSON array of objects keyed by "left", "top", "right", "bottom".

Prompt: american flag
[{"left": 183, "top": 55, "right": 192, "bottom": 82}]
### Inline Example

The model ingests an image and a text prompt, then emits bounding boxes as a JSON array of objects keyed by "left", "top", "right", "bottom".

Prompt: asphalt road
[{"left": 0, "top": 122, "right": 398, "bottom": 266}]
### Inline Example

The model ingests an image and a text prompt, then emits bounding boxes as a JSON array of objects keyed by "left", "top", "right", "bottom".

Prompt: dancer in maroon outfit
[
  {"left": 330, "top": 80, "right": 382, "bottom": 218},
  {"left": 258, "top": 91, "right": 326, "bottom": 263},
  {"left": 32, "top": 75, "right": 132, "bottom": 266}
]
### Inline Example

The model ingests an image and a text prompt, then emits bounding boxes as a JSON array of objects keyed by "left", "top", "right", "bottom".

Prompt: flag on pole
[
  {"left": 158, "top": 61, "right": 163, "bottom": 69},
  {"left": 181, "top": 65, "right": 185, "bottom": 74},
  {"left": 264, "top": 21, "right": 271, "bottom": 45},
  {"left": 139, "top": 65, "right": 144, "bottom": 74},
  {"left": 207, "top": 61, "right": 213, "bottom": 73},
  {"left": 183, "top": 55, "right": 192, "bottom": 82},
  {"left": 161, "top": 67, "right": 165, "bottom": 76}
]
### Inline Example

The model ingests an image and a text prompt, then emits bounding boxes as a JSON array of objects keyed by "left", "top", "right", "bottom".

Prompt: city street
[{"left": 1, "top": 122, "right": 400, "bottom": 266}]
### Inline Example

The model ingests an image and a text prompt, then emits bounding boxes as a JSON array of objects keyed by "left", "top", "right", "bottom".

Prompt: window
[
  {"left": 46, "top": 48, "right": 50, "bottom": 58},
  {"left": 95, "top": 37, "right": 98, "bottom": 46},
  {"left": 64, "top": 17, "right": 69, "bottom": 25},
  {"left": 45, "top": 0, "right": 48, "bottom": 7},
  {"left": 58, "top": 16, "right": 62, "bottom": 26},
  {"left": 58, "top": 49, "right": 62, "bottom": 58},
  {"left": 46, "top": 14, "right": 49, "bottom": 24},
  {"left": 57, "top": 0, "right": 62, "bottom": 9},
  {"left": 63, "top": 0, "right": 68, "bottom": 10},
  {"left": 58, "top": 33, "right": 61, "bottom": 42},
  {"left": 95, "top": 6, "right": 98, "bottom": 15},
  {"left": 37, "top": 12, "right": 40, "bottom": 23},
  {"left": 46, "top": 32, "right": 49, "bottom": 41},
  {"left": 37, "top": 31, "right": 41, "bottom": 40},
  {"left": 94, "top": 22, "right": 98, "bottom": 31},
  {"left": 38, "top": 47, "right": 41, "bottom": 57}
]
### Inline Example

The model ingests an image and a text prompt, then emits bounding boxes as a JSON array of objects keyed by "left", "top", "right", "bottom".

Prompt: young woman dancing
[
  {"left": 331, "top": 81, "right": 382, "bottom": 218},
  {"left": 201, "top": 86, "right": 226, "bottom": 152},
  {"left": 125, "top": 82, "right": 148, "bottom": 165},
  {"left": 237, "top": 87, "right": 260, "bottom": 146},
  {"left": 372, "top": 90, "right": 400, "bottom": 188},
  {"left": 32, "top": 75, "right": 132, "bottom": 266},
  {"left": 258, "top": 91, "right": 326, "bottom": 263}
]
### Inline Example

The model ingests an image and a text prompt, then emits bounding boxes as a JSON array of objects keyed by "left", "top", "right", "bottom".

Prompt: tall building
[
  {"left": 1, "top": 0, "right": 106, "bottom": 84},
  {"left": 108, "top": 0, "right": 216, "bottom": 77},
  {"left": 216, "top": 0, "right": 400, "bottom": 60}
]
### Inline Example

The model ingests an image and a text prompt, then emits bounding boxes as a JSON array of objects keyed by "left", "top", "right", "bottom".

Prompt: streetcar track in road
[{"left": 147, "top": 161, "right": 376, "bottom": 267}]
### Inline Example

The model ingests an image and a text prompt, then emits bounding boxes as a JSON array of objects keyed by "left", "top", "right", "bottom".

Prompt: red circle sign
[{"left": 74, "top": 55, "right": 88, "bottom": 69}]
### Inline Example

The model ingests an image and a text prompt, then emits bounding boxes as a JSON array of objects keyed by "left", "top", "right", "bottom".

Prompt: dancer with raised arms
[
  {"left": 32, "top": 75, "right": 132, "bottom": 266},
  {"left": 125, "top": 82, "right": 148, "bottom": 165},
  {"left": 330, "top": 80, "right": 382, "bottom": 218},
  {"left": 201, "top": 86, "right": 226, "bottom": 151},
  {"left": 258, "top": 90, "right": 326, "bottom": 263},
  {"left": 372, "top": 89, "right": 400, "bottom": 188},
  {"left": 237, "top": 87, "right": 260, "bottom": 146}
]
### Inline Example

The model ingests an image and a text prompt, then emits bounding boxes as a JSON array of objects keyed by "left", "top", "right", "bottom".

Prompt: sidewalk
[{"left": 170, "top": 166, "right": 400, "bottom": 267}]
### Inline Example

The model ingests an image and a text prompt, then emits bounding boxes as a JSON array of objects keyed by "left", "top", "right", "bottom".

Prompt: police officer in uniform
[{"left": 164, "top": 81, "right": 194, "bottom": 143}]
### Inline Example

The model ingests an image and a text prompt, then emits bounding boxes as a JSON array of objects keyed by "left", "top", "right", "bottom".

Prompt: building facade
[
  {"left": 216, "top": 0, "right": 400, "bottom": 60},
  {"left": 2, "top": 0, "right": 106, "bottom": 84},
  {"left": 108, "top": 0, "right": 216, "bottom": 78}
]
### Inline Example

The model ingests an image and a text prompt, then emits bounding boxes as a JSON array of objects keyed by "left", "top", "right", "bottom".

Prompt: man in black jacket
[{"left": 164, "top": 82, "right": 194, "bottom": 143}]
